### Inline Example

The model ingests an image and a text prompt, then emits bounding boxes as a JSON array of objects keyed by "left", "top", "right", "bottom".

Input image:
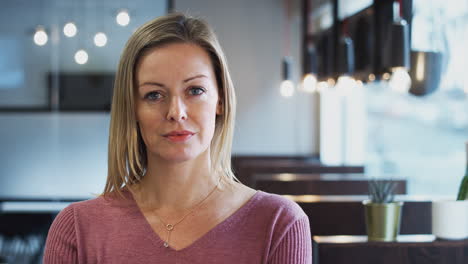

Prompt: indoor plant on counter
[
  {"left": 432, "top": 142, "right": 468, "bottom": 240},
  {"left": 363, "top": 180, "right": 403, "bottom": 242}
]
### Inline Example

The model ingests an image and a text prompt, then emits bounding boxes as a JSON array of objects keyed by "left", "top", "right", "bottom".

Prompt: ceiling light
[
  {"left": 280, "top": 56, "right": 295, "bottom": 97},
  {"left": 338, "top": 36, "right": 355, "bottom": 77},
  {"left": 356, "top": 80, "right": 364, "bottom": 87},
  {"left": 280, "top": 80, "right": 295, "bottom": 97},
  {"left": 336, "top": 21, "right": 356, "bottom": 95},
  {"left": 335, "top": 75, "right": 357, "bottom": 96},
  {"left": 302, "top": 44, "right": 318, "bottom": 93},
  {"left": 317, "top": 81, "right": 328, "bottom": 93},
  {"left": 389, "top": 67, "right": 411, "bottom": 93},
  {"left": 382, "top": 72, "right": 391, "bottom": 80},
  {"left": 302, "top": 73, "right": 318, "bottom": 93},
  {"left": 388, "top": 1, "right": 410, "bottom": 71}
]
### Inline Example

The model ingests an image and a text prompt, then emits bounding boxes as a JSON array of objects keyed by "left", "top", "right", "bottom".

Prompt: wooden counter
[{"left": 313, "top": 235, "right": 468, "bottom": 264}]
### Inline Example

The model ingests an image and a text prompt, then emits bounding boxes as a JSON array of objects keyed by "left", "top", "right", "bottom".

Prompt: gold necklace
[{"left": 153, "top": 178, "right": 220, "bottom": 248}]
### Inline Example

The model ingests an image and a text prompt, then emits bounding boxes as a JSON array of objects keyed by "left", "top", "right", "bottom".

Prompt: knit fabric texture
[{"left": 43, "top": 190, "right": 312, "bottom": 264}]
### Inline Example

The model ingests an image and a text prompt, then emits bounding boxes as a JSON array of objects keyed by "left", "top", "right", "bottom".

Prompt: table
[
  {"left": 0, "top": 199, "right": 79, "bottom": 263},
  {"left": 313, "top": 235, "right": 468, "bottom": 264}
]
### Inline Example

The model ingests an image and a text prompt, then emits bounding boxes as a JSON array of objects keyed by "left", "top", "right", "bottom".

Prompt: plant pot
[
  {"left": 363, "top": 200, "right": 404, "bottom": 242},
  {"left": 432, "top": 200, "right": 468, "bottom": 240}
]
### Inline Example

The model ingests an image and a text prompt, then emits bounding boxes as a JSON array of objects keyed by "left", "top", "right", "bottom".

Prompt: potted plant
[
  {"left": 432, "top": 142, "right": 468, "bottom": 240},
  {"left": 456, "top": 165, "right": 468, "bottom": 200},
  {"left": 363, "top": 180, "right": 403, "bottom": 242}
]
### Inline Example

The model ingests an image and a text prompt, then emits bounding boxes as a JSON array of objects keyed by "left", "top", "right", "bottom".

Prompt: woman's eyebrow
[
  {"left": 138, "top": 74, "right": 207, "bottom": 88},
  {"left": 138, "top": 81, "right": 165, "bottom": 88},
  {"left": 183, "top": 74, "right": 207, "bottom": 83}
]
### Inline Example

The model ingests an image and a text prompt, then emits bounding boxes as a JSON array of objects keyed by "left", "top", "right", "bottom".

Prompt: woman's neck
[{"left": 133, "top": 151, "right": 219, "bottom": 213}]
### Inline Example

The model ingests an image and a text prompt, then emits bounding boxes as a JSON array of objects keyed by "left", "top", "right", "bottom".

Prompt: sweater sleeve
[
  {"left": 268, "top": 216, "right": 313, "bottom": 264},
  {"left": 43, "top": 205, "right": 78, "bottom": 264}
]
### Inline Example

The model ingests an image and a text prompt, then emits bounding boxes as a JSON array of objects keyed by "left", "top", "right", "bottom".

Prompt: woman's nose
[{"left": 166, "top": 96, "right": 187, "bottom": 122}]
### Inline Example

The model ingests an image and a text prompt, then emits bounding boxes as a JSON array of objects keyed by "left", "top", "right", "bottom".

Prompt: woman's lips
[
  {"left": 165, "top": 134, "right": 194, "bottom": 142},
  {"left": 163, "top": 131, "right": 195, "bottom": 143}
]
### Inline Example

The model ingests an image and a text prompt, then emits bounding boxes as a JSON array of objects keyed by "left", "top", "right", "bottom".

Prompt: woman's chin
[
  {"left": 162, "top": 155, "right": 195, "bottom": 163},
  {"left": 155, "top": 150, "right": 200, "bottom": 163},
  {"left": 147, "top": 146, "right": 210, "bottom": 164}
]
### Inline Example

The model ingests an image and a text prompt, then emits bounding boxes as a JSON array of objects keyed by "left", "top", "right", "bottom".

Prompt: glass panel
[
  {"left": 365, "top": 0, "right": 468, "bottom": 196},
  {"left": 0, "top": 0, "right": 167, "bottom": 109}
]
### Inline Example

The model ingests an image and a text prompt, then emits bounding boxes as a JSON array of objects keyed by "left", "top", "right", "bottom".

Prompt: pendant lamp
[
  {"left": 336, "top": 20, "right": 357, "bottom": 96},
  {"left": 280, "top": 56, "right": 295, "bottom": 97},
  {"left": 302, "top": 44, "right": 318, "bottom": 93},
  {"left": 301, "top": 0, "right": 318, "bottom": 93},
  {"left": 338, "top": 36, "right": 355, "bottom": 75},
  {"left": 388, "top": 0, "right": 411, "bottom": 93},
  {"left": 280, "top": 0, "right": 294, "bottom": 97}
]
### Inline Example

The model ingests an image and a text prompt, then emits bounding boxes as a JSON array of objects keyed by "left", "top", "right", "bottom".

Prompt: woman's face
[{"left": 135, "top": 43, "right": 221, "bottom": 163}]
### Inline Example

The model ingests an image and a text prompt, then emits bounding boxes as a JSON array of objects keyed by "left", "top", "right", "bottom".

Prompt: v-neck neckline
[{"left": 127, "top": 189, "right": 262, "bottom": 252}]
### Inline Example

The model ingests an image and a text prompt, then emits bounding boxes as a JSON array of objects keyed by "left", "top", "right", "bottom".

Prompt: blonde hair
[{"left": 103, "top": 13, "right": 237, "bottom": 197}]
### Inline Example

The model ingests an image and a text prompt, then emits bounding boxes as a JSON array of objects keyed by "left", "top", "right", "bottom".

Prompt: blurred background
[{"left": 0, "top": 0, "right": 467, "bottom": 263}]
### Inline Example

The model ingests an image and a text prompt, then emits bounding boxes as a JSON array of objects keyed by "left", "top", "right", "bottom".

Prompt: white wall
[
  {"left": 175, "top": 0, "right": 319, "bottom": 155},
  {"left": 0, "top": 113, "right": 110, "bottom": 198},
  {"left": 0, "top": 0, "right": 167, "bottom": 199}
]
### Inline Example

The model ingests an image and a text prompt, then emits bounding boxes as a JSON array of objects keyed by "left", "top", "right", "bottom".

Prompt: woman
[{"left": 44, "top": 13, "right": 312, "bottom": 263}]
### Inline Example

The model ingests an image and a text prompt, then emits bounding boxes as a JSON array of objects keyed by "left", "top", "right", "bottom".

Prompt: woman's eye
[
  {"left": 189, "top": 87, "right": 205, "bottom": 96},
  {"left": 144, "top": 91, "right": 162, "bottom": 101}
]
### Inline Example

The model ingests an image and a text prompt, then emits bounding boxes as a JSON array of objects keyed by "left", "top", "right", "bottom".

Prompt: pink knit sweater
[{"left": 43, "top": 190, "right": 312, "bottom": 263}]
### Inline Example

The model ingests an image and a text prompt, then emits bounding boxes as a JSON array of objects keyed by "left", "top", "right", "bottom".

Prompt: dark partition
[
  {"left": 296, "top": 199, "right": 431, "bottom": 236},
  {"left": 232, "top": 155, "right": 364, "bottom": 187}
]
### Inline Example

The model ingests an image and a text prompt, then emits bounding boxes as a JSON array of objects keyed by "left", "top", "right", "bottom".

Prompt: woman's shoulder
[
  {"left": 57, "top": 190, "right": 136, "bottom": 222},
  {"left": 253, "top": 190, "right": 307, "bottom": 220},
  {"left": 230, "top": 183, "right": 306, "bottom": 221},
  {"left": 243, "top": 190, "right": 310, "bottom": 251}
]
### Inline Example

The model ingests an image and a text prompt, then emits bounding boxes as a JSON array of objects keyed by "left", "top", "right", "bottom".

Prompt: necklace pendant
[
  {"left": 166, "top": 224, "right": 174, "bottom": 231},
  {"left": 163, "top": 242, "right": 169, "bottom": 248}
]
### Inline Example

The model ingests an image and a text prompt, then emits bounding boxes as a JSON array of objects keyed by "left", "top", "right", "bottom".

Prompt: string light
[
  {"left": 33, "top": 26, "right": 48, "bottom": 46},
  {"left": 74, "top": 49, "right": 88, "bottom": 65},
  {"left": 382, "top": 72, "right": 391, "bottom": 80},
  {"left": 94, "top": 32, "right": 107, "bottom": 47},
  {"left": 116, "top": 10, "right": 130, "bottom": 26},
  {"left": 356, "top": 80, "right": 364, "bottom": 87},
  {"left": 317, "top": 81, "right": 328, "bottom": 93},
  {"left": 63, "top": 22, "right": 77, "bottom": 37},
  {"left": 336, "top": 75, "right": 357, "bottom": 96}
]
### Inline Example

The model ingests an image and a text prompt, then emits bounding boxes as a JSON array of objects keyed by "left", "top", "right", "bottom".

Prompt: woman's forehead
[{"left": 136, "top": 43, "right": 215, "bottom": 83}]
